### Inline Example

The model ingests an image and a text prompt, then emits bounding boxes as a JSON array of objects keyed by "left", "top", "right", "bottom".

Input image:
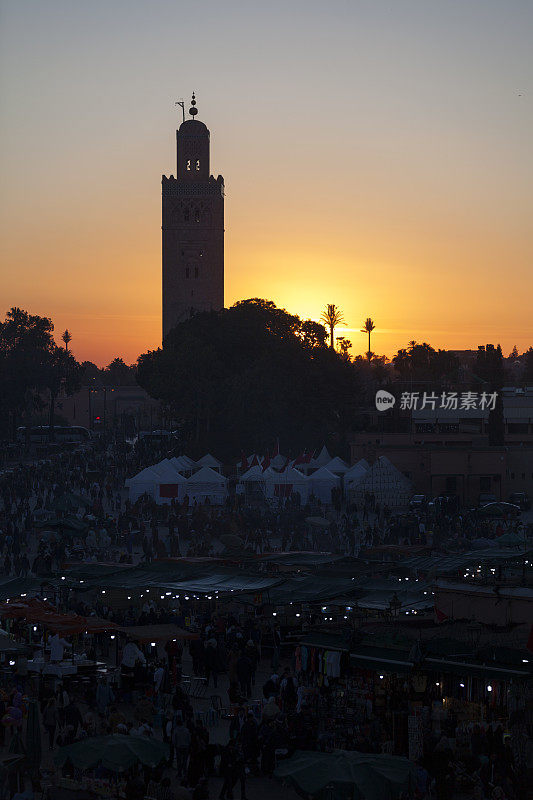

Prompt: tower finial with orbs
[{"left": 189, "top": 92, "right": 198, "bottom": 118}]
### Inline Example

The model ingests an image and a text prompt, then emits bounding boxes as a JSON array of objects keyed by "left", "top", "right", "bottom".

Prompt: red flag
[
  {"left": 240, "top": 451, "right": 248, "bottom": 471},
  {"left": 273, "top": 438, "right": 280, "bottom": 456}
]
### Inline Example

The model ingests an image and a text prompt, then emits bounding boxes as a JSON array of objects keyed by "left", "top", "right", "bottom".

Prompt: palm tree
[
  {"left": 360, "top": 318, "right": 376, "bottom": 360},
  {"left": 61, "top": 329, "right": 72, "bottom": 352},
  {"left": 320, "top": 304, "right": 345, "bottom": 349}
]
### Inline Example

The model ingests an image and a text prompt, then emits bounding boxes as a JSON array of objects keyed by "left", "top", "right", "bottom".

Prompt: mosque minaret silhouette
[{"left": 162, "top": 94, "right": 224, "bottom": 339}]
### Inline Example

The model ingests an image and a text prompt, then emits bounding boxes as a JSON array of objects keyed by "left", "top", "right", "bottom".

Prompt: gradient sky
[{"left": 1, "top": 0, "right": 532, "bottom": 366}]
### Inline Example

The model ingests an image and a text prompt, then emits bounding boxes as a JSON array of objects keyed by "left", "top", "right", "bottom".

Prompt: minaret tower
[{"left": 162, "top": 94, "right": 224, "bottom": 339}]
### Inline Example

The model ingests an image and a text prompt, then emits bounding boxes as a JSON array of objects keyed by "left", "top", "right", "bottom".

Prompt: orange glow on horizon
[{"left": 1, "top": 2, "right": 532, "bottom": 368}]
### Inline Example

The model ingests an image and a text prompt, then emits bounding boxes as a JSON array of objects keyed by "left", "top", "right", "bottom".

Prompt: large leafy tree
[
  {"left": 103, "top": 357, "right": 137, "bottom": 386},
  {"left": 0, "top": 308, "right": 80, "bottom": 440},
  {"left": 0, "top": 308, "right": 54, "bottom": 438},
  {"left": 137, "top": 298, "right": 360, "bottom": 458},
  {"left": 392, "top": 341, "right": 459, "bottom": 384}
]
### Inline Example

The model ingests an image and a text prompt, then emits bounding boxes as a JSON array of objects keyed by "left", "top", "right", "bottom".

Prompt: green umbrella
[
  {"left": 25, "top": 700, "right": 42, "bottom": 775},
  {"left": 496, "top": 532, "right": 524, "bottom": 547},
  {"left": 37, "top": 516, "right": 89, "bottom": 534},
  {"left": 220, "top": 534, "right": 245, "bottom": 553},
  {"left": 52, "top": 492, "right": 91, "bottom": 513},
  {"left": 306, "top": 517, "right": 331, "bottom": 528},
  {"left": 54, "top": 734, "right": 169, "bottom": 772},
  {"left": 275, "top": 750, "right": 416, "bottom": 800}
]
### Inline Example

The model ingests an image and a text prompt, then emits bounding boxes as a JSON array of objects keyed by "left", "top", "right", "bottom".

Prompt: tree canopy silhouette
[
  {"left": 137, "top": 299, "right": 360, "bottom": 458},
  {"left": 0, "top": 307, "right": 80, "bottom": 439},
  {"left": 392, "top": 341, "right": 460, "bottom": 384}
]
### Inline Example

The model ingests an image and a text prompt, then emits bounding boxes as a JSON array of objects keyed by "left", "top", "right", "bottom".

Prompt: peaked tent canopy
[
  {"left": 325, "top": 456, "right": 350, "bottom": 475},
  {"left": 152, "top": 460, "right": 188, "bottom": 503},
  {"left": 196, "top": 453, "right": 223, "bottom": 471},
  {"left": 126, "top": 461, "right": 188, "bottom": 504},
  {"left": 308, "top": 467, "right": 341, "bottom": 504},
  {"left": 263, "top": 467, "right": 309, "bottom": 502},
  {"left": 313, "top": 445, "right": 332, "bottom": 467},
  {"left": 187, "top": 466, "right": 227, "bottom": 503},
  {"left": 152, "top": 459, "right": 187, "bottom": 481},
  {"left": 240, "top": 464, "right": 266, "bottom": 482},
  {"left": 344, "top": 459, "right": 370, "bottom": 491},
  {"left": 169, "top": 456, "right": 195, "bottom": 474},
  {"left": 236, "top": 464, "right": 267, "bottom": 496},
  {"left": 350, "top": 456, "right": 412, "bottom": 508},
  {"left": 125, "top": 466, "right": 162, "bottom": 502}
]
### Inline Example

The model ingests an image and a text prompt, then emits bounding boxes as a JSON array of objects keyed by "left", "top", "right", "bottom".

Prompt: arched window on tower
[
  {"left": 186, "top": 159, "right": 192, "bottom": 171},
  {"left": 195, "top": 160, "right": 200, "bottom": 171}
]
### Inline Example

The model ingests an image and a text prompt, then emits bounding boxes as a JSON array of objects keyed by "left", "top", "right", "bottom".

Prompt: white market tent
[
  {"left": 344, "top": 459, "right": 370, "bottom": 493},
  {"left": 236, "top": 464, "right": 267, "bottom": 497},
  {"left": 313, "top": 445, "right": 332, "bottom": 468},
  {"left": 269, "top": 453, "right": 287, "bottom": 469},
  {"left": 324, "top": 456, "right": 350, "bottom": 475},
  {"left": 350, "top": 456, "right": 412, "bottom": 509},
  {"left": 125, "top": 460, "right": 187, "bottom": 504},
  {"left": 196, "top": 453, "right": 223, "bottom": 472},
  {"left": 239, "top": 464, "right": 266, "bottom": 482},
  {"left": 244, "top": 454, "right": 263, "bottom": 469},
  {"left": 170, "top": 456, "right": 195, "bottom": 476},
  {"left": 290, "top": 458, "right": 314, "bottom": 475},
  {"left": 186, "top": 466, "right": 227, "bottom": 504},
  {"left": 152, "top": 458, "right": 180, "bottom": 475},
  {"left": 263, "top": 466, "right": 309, "bottom": 503},
  {"left": 308, "top": 467, "right": 340, "bottom": 504},
  {"left": 151, "top": 460, "right": 188, "bottom": 503},
  {"left": 125, "top": 467, "right": 162, "bottom": 502}
]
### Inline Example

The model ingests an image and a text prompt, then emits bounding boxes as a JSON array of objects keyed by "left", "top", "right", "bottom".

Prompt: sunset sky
[{"left": 1, "top": 0, "right": 532, "bottom": 366}]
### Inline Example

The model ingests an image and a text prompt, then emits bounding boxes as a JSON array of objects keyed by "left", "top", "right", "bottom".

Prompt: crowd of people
[{"left": 0, "top": 436, "right": 531, "bottom": 800}]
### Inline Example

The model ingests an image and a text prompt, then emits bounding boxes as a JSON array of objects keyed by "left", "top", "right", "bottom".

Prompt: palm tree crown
[
  {"left": 320, "top": 304, "right": 345, "bottom": 349},
  {"left": 360, "top": 317, "right": 376, "bottom": 359},
  {"left": 61, "top": 329, "right": 72, "bottom": 352}
]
